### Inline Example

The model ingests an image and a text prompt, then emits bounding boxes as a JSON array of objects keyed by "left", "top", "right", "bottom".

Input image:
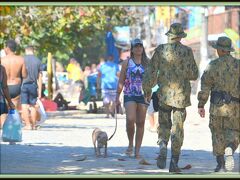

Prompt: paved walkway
[{"left": 0, "top": 95, "right": 239, "bottom": 177}]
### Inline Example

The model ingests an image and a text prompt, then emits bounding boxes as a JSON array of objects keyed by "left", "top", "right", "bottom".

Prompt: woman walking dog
[{"left": 116, "top": 38, "right": 149, "bottom": 159}]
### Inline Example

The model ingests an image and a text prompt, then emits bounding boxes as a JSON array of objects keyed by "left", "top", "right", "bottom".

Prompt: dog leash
[{"left": 108, "top": 104, "right": 118, "bottom": 141}]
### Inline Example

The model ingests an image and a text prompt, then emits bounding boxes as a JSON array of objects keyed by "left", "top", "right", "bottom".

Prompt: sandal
[
  {"left": 125, "top": 147, "right": 133, "bottom": 156},
  {"left": 32, "top": 125, "right": 40, "bottom": 130},
  {"left": 135, "top": 154, "right": 142, "bottom": 159},
  {"left": 23, "top": 126, "right": 32, "bottom": 130}
]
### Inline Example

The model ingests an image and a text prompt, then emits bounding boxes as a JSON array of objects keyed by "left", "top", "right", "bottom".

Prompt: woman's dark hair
[{"left": 130, "top": 42, "right": 149, "bottom": 68}]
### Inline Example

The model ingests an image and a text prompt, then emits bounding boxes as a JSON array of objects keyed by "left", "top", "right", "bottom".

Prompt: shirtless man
[
  {"left": 0, "top": 58, "right": 15, "bottom": 128},
  {"left": 1, "top": 40, "right": 27, "bottom": 124}
]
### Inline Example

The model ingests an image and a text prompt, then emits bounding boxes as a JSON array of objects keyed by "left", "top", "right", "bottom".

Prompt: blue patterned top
[{"left": 123, "top": 58, "right": 145, "bottom": 96}]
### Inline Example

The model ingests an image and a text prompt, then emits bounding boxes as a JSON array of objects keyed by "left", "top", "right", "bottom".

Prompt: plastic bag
[
  {"left": 2, "top": 109, "right": 22, "bottom": 142},
  {"left": 36, "top": 99, "right": 47, "bottom": 125}
]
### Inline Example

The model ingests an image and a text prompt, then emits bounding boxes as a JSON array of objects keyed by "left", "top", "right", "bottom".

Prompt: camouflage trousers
[
  {"left": 157, "top": 103, "right": 186, "bottom": 156},
  {"left": 209, "top": 114, "right": 240, "bottom": 156}
]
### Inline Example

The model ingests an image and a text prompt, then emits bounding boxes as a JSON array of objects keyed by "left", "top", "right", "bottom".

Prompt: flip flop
[
  {"left": 125, "top": 147, "right": 133, "bottom": 156},
  {"left": 135, "top": 154, "right": 142, "bottom": 159},
  {"left": 22, "top": 126, "right": 32, "bottom": 130}
]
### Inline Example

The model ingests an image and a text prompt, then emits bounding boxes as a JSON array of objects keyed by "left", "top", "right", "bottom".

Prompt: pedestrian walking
[
  {"left": 21, "top": 46, "right": 43, "bottom": 130},
  {"left": 0, "top": 59, "right": 15, "bottom": 127},
  {"left": 86, "top": 64, "right": 98, "bottom": 113},
  {"left": 97, "top": 55, "right": 120, "bottom": 118},
  {"left": 1, "top": 39, "right": 27, "bottom": 125},
  {"left": 197, "top": 36, "right": 239, "bottom": 172},
  {"left": 116, "top": 38, "right": 149, "bottom": 159},
  {"left": 143, "top": 23, "right": 199, "bottom": 172}
]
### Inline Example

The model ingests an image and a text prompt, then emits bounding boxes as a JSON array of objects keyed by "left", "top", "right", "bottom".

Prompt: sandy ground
[{"left": 0, "top": 95, "right": 239, "bottom": 177}]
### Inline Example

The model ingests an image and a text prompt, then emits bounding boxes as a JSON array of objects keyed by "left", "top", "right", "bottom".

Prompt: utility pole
[{"left": 47, "top": 52, "right": 53, "bottom": 99}]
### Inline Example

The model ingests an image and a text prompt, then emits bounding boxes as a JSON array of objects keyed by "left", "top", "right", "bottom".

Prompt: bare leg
[
  {"left": 125, "top": 102, "right": 137, "bottom": 155},
  {"left": 104, "top": 102, "right": 110, "bottom": 118},
  {"left": 21, "top": 104, "right": 31, "bottom": 129},
  {"left": 0, "top": 114, "right": 7, "bottom": 128},
  {"left": 148, "top": 113, "right": 155, "bottom": 129},
  {"left": 135, "top": 103, "right": 147, "bottom": 159},
  {"left": 11, "top": 96, "right": 21, "bottom": 112},
  {"left": 109, "top": 101, "right": 116, "bottom": 117},
  {"left": 29, "top": 105, "right": 38, "bottom": 130}
]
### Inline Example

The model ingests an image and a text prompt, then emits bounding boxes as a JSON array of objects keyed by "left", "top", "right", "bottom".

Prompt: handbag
[
  {"left": 151, "top": 92, "right": 159, "bottom": 112},
  {"left": 2, "top": 109, "right": 22, "bottom": 142}
]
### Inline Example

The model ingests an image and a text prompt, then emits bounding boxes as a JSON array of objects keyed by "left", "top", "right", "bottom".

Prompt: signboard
[{"left": 114, "top": 26, "right": 130, "bottom": 44}]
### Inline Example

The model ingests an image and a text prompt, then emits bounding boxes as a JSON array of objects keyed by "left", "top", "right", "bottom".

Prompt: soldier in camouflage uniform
[
  {"left": 198, "top": 36, "right": 240, "bottom": 172},
  {"left": 142, "top": 23, "right": 198, "bottom": 173}
]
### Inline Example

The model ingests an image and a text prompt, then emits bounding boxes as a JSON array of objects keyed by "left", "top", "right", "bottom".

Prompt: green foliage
[{"left": 0, "top": 6, "right": 133, "bottom": 67}]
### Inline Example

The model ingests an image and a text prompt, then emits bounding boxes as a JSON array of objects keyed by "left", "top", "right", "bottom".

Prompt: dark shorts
[
  {"left": 8, "top": 84, "right": 21, "bottom": 99},
  {"left": 124, "top": 95, "right": 149, "bottom": 106},
  {"left": 21, "top": 83, "right": 38, "bottom": 105},
  {"left": 0, "top": 102, "right": 8, "bottom": 115}
]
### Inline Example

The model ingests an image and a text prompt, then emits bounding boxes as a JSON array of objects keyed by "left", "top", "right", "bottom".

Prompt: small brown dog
[{"left": 92, "top": 128, "right": 108, "bottom": 157}]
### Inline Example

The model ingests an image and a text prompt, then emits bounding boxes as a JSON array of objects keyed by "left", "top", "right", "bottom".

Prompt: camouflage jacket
[
  {"left": 198, "top": 54, "right": 240, "bottom": 117},
  {"left": 143, "top": 40, "right": 199, "bottom": 108}
]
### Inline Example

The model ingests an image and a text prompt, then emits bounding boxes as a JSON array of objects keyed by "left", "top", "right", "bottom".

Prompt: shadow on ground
[{"left": 1, "top": 144, "right": 239, "bottom": 175}]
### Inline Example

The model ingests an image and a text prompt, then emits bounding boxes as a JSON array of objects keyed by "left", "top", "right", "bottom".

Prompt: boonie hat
[
  {"left": 212, "top": 36, "right": 235, "bottom": 52},
  {"left": 165, "top": 23, "right": 187, "bottom": 38}
]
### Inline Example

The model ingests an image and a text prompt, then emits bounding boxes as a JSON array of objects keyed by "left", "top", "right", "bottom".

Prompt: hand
[
  {"left": 38, "top": 94, "right": 42, "bottom": 99},
  {"left": 144, "top": 99, "right": 150, "bottom": 105},
  {"left": 143, "top": 91, "right": 151, "bottom": 102},
  {"left": 146, "top": 97, "right": 151, "bottom": 103},
  {"left": 115, "top": 97, "right": 121, "bottom": 106},
  {"left": 198, "top": 108, "right": 205, "bottom": 118}
]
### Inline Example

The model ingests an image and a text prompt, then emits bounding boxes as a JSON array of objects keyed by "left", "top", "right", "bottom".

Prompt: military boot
[
  {"left": 156, "top": 141, "right": 167, "bottom": 169},
  {"left": 169, "top": 155, "right": 181, "bottom": 173},
  {"left": 225, "top": 147, "right": 234, "bottom": 172},
  {"left": 214, "top": 155, "right": 225, "bottom": 172}
]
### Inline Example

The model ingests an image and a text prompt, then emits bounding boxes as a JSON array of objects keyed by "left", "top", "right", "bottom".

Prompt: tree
[{"left": 0, "top": 6, "right": 134, "bottom": 67}]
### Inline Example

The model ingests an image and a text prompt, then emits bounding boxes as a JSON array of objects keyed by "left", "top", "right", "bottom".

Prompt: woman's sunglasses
[{"left": 133, "top": 44, "right": 143, "bottom": 48}]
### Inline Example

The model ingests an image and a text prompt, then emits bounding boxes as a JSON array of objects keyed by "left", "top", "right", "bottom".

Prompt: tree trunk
[{"left": 47, "top": 52, "right": 53, "bottom": 99}]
